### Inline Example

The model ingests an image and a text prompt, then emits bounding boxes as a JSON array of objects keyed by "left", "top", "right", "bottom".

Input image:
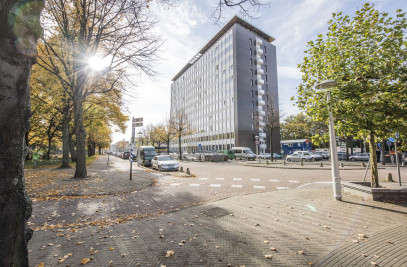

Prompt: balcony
[
  {"left": 257, "top": 68, "right": 264, "bottom": 75},
  {"left": 259, "top": 143, "right": 267, "bottom": 149},
  {"left": 258, "top": 99, "right": 265, "bottom": 106},
  {"left": 257, "top": 74, "right": 262, "bottom": 80},
  {"left": 259, "top": 121, "right": 266, "bottom": 127},
  {"left": 259, "top": 110, "right": 266, "bottom": 116},
  {"left": 259, "top": 132, "right": 266, "bottom": 138},
  {"left": 256, "top": 38, "right": 263, "bottom": 46},
  {"left": 257, "top": 78, "right": 264, "bottom": 85},
  {"left": 256, "top": 58, "right": 264, "bottom": 65},
  {"left": 256, "top": 48, "right": 263, "bottom": 56},
  {"left": 258, "top": 89, "right": 265, "bottom": 96}
]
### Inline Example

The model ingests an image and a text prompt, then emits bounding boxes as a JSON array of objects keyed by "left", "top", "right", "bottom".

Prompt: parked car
[
  {"left": 349, "top": 153, "right": 370, "bottom": 161},
  {"left": 218, "top": 150, "right": 235, "bottom": 160},
  {"left": 231, "top": 147, "right": 256, "bottom": 160},
  {"left": 273, "top": 153, "right": 282, "bottom": 159},
  {"left": 151, "top": 155, "right": 179, "bottom": 171},
  {"left": 137, "top": 146, "right": 157, "bottom": 167},
  {"left": 337, "top": 152, "right": 347, "bottom": 160},
  {"left": 315, "top": 151, "right": 330, "bottom": 160},
  {"left": 258, "top": 153, "right": 271, "bottom": 159},
  {"left": 286, "top": 151, "right": 314, "bottom": 162},
  {"left": 307, "top": 152, "right": 323, "bottom": 161},
  {"left": 122, "top": 151, "right": 130, "bottom": 159}
]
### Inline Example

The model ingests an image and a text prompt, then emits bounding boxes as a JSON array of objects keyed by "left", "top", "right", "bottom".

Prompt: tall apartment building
[{"left": 170, "top": 16, "right": 280, "bottom": 154}]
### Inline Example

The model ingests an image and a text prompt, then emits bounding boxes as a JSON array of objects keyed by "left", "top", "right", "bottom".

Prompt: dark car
[
  {"left": 337, "top": 152, "right": 347, "bottom": 160},
  {"left": 316, "top": 151, "right": 330, "bottom": 160},
  {"left": 122, "top": 151, "right": 130, "bottom": 159}
]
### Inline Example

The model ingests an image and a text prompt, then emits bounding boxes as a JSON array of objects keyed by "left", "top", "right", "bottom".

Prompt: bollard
[
  {"left": 180, "top": 166, "right": 183, "bottom": 172},
  {"left": 362, "top": 162, "right": 366, "bottom": 167},
  {"left": 301, "top": 161, "right": 304, "bottom": 166},
  {"left": 266, "top": 161, "right": 269, "bottom": 165},
  {"left": 340, "top": 162, "right": 344, "bottom": 167},
  {"left": 320, "top": 162, "right": 323, "bottom": 167},
  {"left": 275, "top": 159, "right": 277, "bottom": 162},
  {"left": 283, "top": 161, "right": 286, "bottom": 166},
  {"left": 186, "top": 168, "right": 190, "bottom": 175},
  {"left": 386, "top": 173, "right": 394, "bottom": 182}
]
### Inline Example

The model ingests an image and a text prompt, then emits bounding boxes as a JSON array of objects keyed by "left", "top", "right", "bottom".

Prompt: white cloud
[{"left": 278, "top": 65, "right": 301, "bottom": 80}]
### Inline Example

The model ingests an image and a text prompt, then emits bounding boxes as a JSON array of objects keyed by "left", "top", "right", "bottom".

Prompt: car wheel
[
  {"left": 351, "top": 158, "right": 356, "bottom": 161},
  {"left": 302, "top": 158, "right": 306, "bottom": 162},
  {"left": 287, "top": 158, "right": 291, "bottom": 162},
  {"left": 158, "top": 166, "right": 163, "bottom": 172}
]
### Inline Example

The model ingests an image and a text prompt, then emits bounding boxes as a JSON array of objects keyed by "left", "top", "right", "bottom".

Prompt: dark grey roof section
[{"left": 171, "top": 16, "right": 275, "bottom": 82}]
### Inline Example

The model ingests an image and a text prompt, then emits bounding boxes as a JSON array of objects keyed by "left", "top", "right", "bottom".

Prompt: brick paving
[{"left": 28, "top": 188, "right": 407, "bottom": 266}]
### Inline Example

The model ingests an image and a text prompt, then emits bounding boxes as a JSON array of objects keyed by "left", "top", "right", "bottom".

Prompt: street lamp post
[{"left": 316, "top": 80, "right": 342, "bottom": 201}]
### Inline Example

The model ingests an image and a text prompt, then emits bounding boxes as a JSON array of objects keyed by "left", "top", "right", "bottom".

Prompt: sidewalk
[
  {"left": 29, "top": 187, "right": 407, "bottom": 266},
  {"left": 25, "top": 156, "right": 154, "bottom": 199}
]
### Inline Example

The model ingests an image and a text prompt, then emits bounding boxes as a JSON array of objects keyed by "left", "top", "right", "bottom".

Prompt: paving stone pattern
[{"left": 29, "top": 189, "right": 407, "bottom": 266}]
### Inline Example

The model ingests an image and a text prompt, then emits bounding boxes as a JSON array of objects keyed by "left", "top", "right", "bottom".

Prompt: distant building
[
  {"left": 281, "top": 139, "right": 311, "bottom": 155},
  {"left": 170, "top": 16, "right": 280, "bottom": 154}
]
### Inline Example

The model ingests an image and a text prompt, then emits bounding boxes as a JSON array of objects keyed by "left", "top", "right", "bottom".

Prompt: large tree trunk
[
  {"left": 0, "top": 0, "right": 44, "bottom": 265},
  {"left": 269, "top": 134, "right": 274, "bottom": 161},
  {"left": 369, "top": 133, "right": 379, "bottom": 188},
  {"left": 74, "top": 98, "right": 87, "bottom": 178},
  {"left": 69, "top": 131, "right": 77, "bottom": 162},
  {"left": 60, "top": 108, "right": 70, "bottom": 168},
  {"left": 87, "top": 144, "right": 92, "bottom": 157},
  {"left": 46, "top": 134, "right": 52, "bottom": 160},
  {"left": 98, "top": 145, "right": 101, "bottom": 155}
]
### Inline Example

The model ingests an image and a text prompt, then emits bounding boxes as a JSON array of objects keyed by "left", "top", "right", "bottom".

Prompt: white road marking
[
  {"left": 231, "top": 184, "right": 243, "bottom": 188},
  {"left": 288, "top": 180, "right": 300, "bottom": 183},
  {"left": 277, "top": 187, "right": 289, "bottom": 190},
  {"left": 216, "top": 178, "right": 225, "bottom": 180},
  {"left": 269, "top": 179, "right": 280, "bottom": 182},
  {"left": 254, "top": 185, "right": 266, "bottom": 189},
  {"left": 251, "top": 178, "right": 261, "bottom": 182},
  {"left": 210, "top": 184, "right": 221, "bottom": 188},
  {"left": 189, "top": 184, "right": 200, "bottom": 187},
  {"left": 199, "top": 178, "right": 208, "bottom": 180},
  {"left": 170, "top": 183, "right": 180, "bottom": 186},
  {"left": 233, "top": 178, "right": 242, "bottom": 181},
  {"left": 315, "top": 181, "right": 332, "bottom": 184}
]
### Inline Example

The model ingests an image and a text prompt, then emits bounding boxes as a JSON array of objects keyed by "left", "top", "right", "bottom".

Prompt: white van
[{"left": 231, "top": 147, "right": 256, "bottom": 160}]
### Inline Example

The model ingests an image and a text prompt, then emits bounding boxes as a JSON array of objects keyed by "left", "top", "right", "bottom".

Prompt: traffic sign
[
  {"left": 198, "top": 144, "right": 202, "bottom": 148},
  {"left": 255, "top": 141, "right": 259, "bottom": 145},
  {"left": 386, "top": 141, "right": 392, "bottom": 147},
  {"left": 132, "top": 117, "right": 143, "bottom": 127},
  {"left": 388, "top": 137, "right": 395, "bottom": 142}
]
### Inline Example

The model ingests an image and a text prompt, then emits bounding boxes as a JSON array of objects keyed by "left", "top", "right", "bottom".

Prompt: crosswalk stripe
[
  {"left": 233, "top": 178, "right": 242, "bottom": 181},
  {"left": 231, "top": 184, "right": 242, "bottom": 188},
  {"left": 277, "top": 186, "right": 289, "bottom": 190},
  {"left": 315, "top": 181, "right": 332, "bottom": 184},
  {"left": 170, "top": 183, "right": 180, "bottom": 186},
  {"left": 269, "top": 179, "right": 279, "bottom": 182},
  {"left": 254, "top": 185, "right": 265, "bottom": 189},
  {"left": 189, "top": 184, "right": 200, "bottom": 187},
  {"left": 199, "top": 178, "right": 208, "bottom": 180},
  {"left": 210, "top": 184, "right": 221, "bottom": 187},
  {"left": 215, "top": 178, "right": 225, "bottom": 180},
  {"left": 251, "top": 178, "right": 260, "bottom": 182},
  {"left": 288, "top": 180, "right": 300, "bottom": 183}
]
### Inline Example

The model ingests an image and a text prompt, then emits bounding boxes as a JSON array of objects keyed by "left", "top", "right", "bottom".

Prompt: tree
[
  {"left": 296, "top": 3, "right": 407, "bottom": 187},
  {"left": 156, "top": 120, "right": 176, "bottom": 154},
  {"left": 171, "top": 109, "right": 193, "bottom": 159},
  {"left": 0, "top": 1, "right": 43, "bottom": 265},
  {"left": 253, "top": 98, "right": 281, "bottom": 161}
]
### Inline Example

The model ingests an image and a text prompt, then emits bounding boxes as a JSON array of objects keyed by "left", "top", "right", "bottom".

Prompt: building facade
[{"left": 170, "top": 16, "right": 280, "bottom": 154}]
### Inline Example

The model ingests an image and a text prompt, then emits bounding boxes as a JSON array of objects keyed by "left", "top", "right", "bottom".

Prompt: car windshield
[
  {"left": 158, "top": 156, "right": 173, "bottom": 161},
  {"left": 303, "top": 153, "right": 310, "bottom": 156},
  {"left": 246, "top": 149, "right": 254, "bottom": 154},
  {"left": 144, "top": 150, "right": 157, "bottom": 156}
]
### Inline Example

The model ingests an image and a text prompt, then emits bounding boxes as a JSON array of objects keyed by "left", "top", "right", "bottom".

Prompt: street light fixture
[{"left": 316, "top": 80, "right": 342, "bottom": 201}]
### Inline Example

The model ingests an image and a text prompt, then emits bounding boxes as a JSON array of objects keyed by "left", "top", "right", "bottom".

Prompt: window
[
  {"left": 265, "top": 65, "right": 267, "bottom": 72},
  {"left": 251, "top": 101, "right": 255, "bottom": 108},
  {"left": 250, "top": 38, "right": 252, "bottom": 46},
  {"left": 250, "top": 48, "right": 252, "bottom": 55},
  {"left": 264, "top": 55, "right": 267, "bottom": 62},
  {"left": 264, "top": 46, "right": 266, "bottom": 53},
  {"left": 250, "top": 80, "right": 253, "bottom": 87},
  {"left": 250, "top": 69, "right": 253, "bottom": 76},
  {"left": 266, "top": 84, "right": 268, "bottom": 91},
  {"left": 265, "top": 75, "right": 268, "bottom": 82},
  {"left": 252, "top": 112, "right": 254, "bottom": 119},
  {"left": 250, "top": 59, "right": 253, "bottom": 66}
]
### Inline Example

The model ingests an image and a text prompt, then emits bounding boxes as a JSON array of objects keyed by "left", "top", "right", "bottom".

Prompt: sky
[{"left": 111, "top": 0, "right": 406, "bottom": 143}]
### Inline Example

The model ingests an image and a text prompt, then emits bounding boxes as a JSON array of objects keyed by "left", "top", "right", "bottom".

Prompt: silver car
[
  {"left": 349, "top": 153, "right": 370, "bottom": 161},
  {"left": 151, "top": 155, "right": 180, "bottom": 171},
  {"left": 286, "top": 151, "right": 314, "bottom": 162}
]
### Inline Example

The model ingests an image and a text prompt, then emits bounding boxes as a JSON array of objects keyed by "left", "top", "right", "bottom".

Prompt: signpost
[
  {"left": 130, "top": 117, "right": 143, "bottom": 180},
  {"left": 255, "top": 136, "right": 259, "bottom": 160}
]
